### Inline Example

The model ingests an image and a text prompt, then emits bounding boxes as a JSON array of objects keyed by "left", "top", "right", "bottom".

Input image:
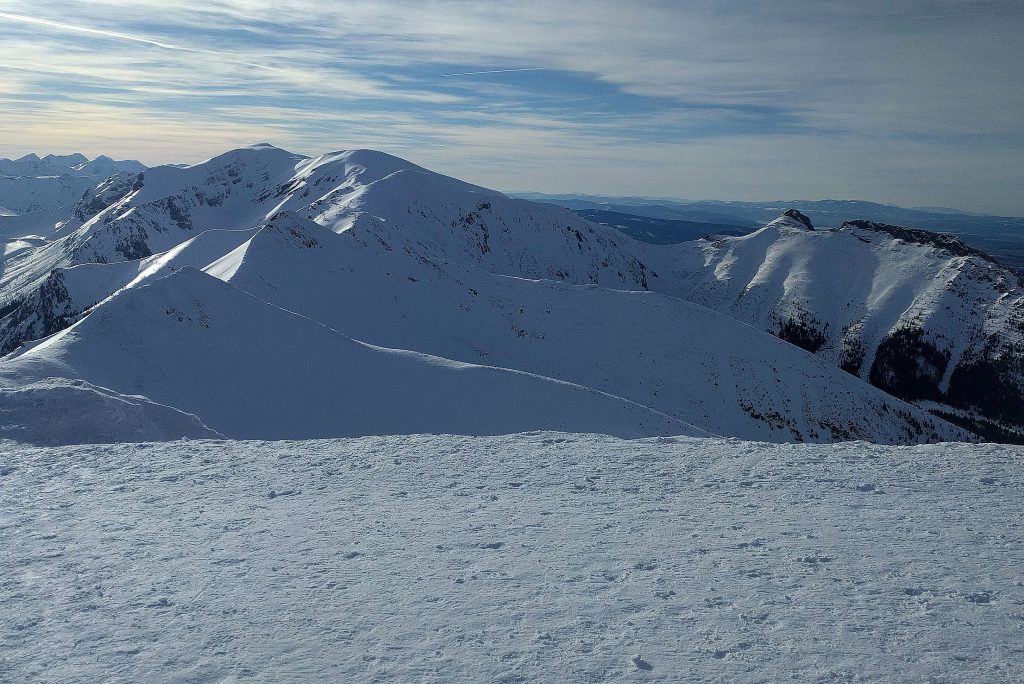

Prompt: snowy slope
[
  {"left": 209, "top": 213, "right": 964, "bottom": 444},
  {"left": 297, "top": 150, "right": 659, "bottom": 290},
  {"left": 0, "top": 378, "right": 221, "bottom": 444},
  {"left": 0, "top": 174, "right": 100, "bottom": 216},
  {"left": 669, "top": 212, "right": 1024, "bottom": 439},
  {"left": 0, "top": 268, "right": 701, "bottom": 440},
  {"left": 0, "top": 227, "right": 257, "bottom": 355},
  {"left": 0, "top": 145, "right": 985, "bottom": 443},
  {"left": 0, "top": 145, "right": 314, "bottom": 305},
  {"left": 2, "top": 433, "right": 1022, "bottom": 682},
  {"left": 71, "top": 155, "right": 146, "bottom": 177}
]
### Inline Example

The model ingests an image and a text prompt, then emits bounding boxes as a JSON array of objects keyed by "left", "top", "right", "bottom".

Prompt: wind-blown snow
[
  {"left": 2, "top": 433, "right": 1021, "bottom": 682},
  {"left": 0, "top": 378, "right": 220, "bottom": 445}
]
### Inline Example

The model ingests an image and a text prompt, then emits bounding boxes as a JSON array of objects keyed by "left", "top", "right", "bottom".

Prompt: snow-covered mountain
[
  {"left": 204, "top": 211, "right": 957, "bottom": 443},
  {"left": 71, "top": 154, "right": 146, "bottom": 178},
  {"left": 0, "top": 153, "right": 89, "bottom": 177},
  {"left": 0, "top": 152, "right": 145, "bottom": 217},
  {"left": 518, "top": 192, "right": 1024, "bottom": 272},
  {"left": 667, "top": 211, "right": 1024, "bottom": 441},
  {"left": 0, "top": 144, "right": 988, "bottom": 444}
]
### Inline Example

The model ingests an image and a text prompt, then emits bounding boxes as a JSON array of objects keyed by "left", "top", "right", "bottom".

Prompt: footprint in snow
[
  {"left": 961, "top": 590, "right": 994, "bottom": 604},
  {"left": 631, "top": 654, "right": 653, "bottom": 671},
  {"left": 800, "top": 555, "right": 834, "bottom": 564}
]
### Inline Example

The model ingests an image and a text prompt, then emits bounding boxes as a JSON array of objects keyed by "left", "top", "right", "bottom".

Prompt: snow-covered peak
[
  {"left": 189, "top": 143, "right": 307, "bottom": 171},
  {"left": 676, "top": 215, "right": 1024, "bottom": 440},
  {"left": 0, "top": 152, "right": 137, "bottom": 178},
  {"left": 300, "top": 148, "right": 449, "bottom": 185},
  {"left": 71, "top": 155, "right": 146, "bottom": 177},
  {"left": 41, "top": 153, "right": 88, "bottom": 167},
  {"left": 0, "top": 153, "right": 148, "bottom": 217},
  {"left": 782, "top": 208, "right": 815, "bottom": 230},
  {"left": 762, "top": 210, "right": 816, "bottom": 233}
]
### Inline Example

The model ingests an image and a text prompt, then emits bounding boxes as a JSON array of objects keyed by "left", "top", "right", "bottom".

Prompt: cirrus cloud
[{"left": 0, "top": 0, "right": 1021, "bottom": 214}]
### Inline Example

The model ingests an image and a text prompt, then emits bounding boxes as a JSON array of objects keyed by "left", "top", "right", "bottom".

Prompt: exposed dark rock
[
  {"left": 782, "top": 209, "right": 814, "bottom": 230},
  {"left": 947, "top": 353, "right": 1024, "bottom": 427},
  {"left": 839, "top": 338, "right": 866, "bottom": 376},
  {"left": 929, "top": 408, "right": 1024, "bottom": 445},
  {"left": 0, "top": 271, "right": 80, "bottom": 355},
  {"left": 114, "top": 226, "right": 153, "bottom": 260},
  {"left": 868, "top": 327, "right": 949, "bottom": 401},
  {"left": 631, "top": 260, "right": 650, "bottom": 290},
  {"left": 0, "top": 296, "right": 22, "bottom": 320},
  {"left": 739, "top": 400, "right": 803, "bottom": 441},
  {"left": 777, "top": 315, "right": 828, "bottom": 353},
  {"left": 160, "top": 196, "right": 193, "bottom": 232},
  {"left": 456, "top": 209, "right": 490, "bottom": 255},
  {"left": 72, "top": 173, "right": 135, "bottom": 223},
  {"left": 840, "top": 220, "right": 1001, "bottom": 264}
]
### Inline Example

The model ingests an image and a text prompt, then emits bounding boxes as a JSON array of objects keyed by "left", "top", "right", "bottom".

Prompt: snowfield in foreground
[{"left": 2, "top": 433, "right": 1022, "bottom": 682}]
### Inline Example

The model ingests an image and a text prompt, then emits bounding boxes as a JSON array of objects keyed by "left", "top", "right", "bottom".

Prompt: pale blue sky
[{"left": 0, "top": 1, "right": 1021, "bottom": 214}]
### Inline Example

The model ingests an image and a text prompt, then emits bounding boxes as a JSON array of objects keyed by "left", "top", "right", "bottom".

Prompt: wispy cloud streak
[
  {"left": 442, "top": 68, "right": 546, "bottom": 77},
  {"left": 0, "top": 0, "right": 1021, "bottom": 214}
]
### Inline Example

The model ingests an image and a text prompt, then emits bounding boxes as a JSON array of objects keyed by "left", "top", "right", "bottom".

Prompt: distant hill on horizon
[{"left": 514, "top": 192, "right": 1024, "bottom": 270}]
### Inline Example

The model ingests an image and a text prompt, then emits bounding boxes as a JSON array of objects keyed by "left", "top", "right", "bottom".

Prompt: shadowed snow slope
[
  {"left": 0, "top": 378, "right": 221, "bottom": 445},
  {"left": 2, "top": 433, "right": 1022, "bottom": 681},
  {"left": 0, "top": 268, "right": 701, "bottom": 440}
]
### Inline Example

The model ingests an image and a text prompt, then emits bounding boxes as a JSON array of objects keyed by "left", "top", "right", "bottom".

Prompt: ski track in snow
[{"left": 2, "top": 432, "right": 1022, "bottom": 682}]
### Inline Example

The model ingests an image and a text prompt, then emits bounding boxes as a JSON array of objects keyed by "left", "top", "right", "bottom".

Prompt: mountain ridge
[{"left": 0, "top": 143, "right": 1003, "bottom": 444}]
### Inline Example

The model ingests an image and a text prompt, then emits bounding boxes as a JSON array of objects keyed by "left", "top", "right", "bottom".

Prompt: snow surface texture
[
  {"left": 0, "top": 378, "right": 221, "bottom": 445},
  {"left": 2, "top": 433, "right": 1022, "bottom": 682},
  {"left": 0, "top": 145, "right": 973, "bottom": 445},
  {"left": 0, "top": 267, "right": 704, "bottom": 440}
]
